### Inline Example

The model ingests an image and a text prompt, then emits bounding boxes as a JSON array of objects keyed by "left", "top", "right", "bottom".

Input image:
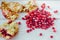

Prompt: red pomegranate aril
[
  {"left": 32, "top": 28, "right": 35, "bottom": 30},
  {"left": 26, "top": 30, "right": 30, "bottom": 33},
  {"left": 40, "top": 20, "right": 44, "bottom": 23},
  {"left": 30, "top": 13, "right": 34, "bottom": 16},
  {"left": 53, "top": 18, "right": 56, "bottom": 20},
  {"left": 53, "top": 29, "right": 56, "bottom": 32},
  {"left": 54, "top": 10, "right": 58, "bottom": 13},
  {"left": 36, "top": 17, "right": 40, "bottom": 20},
  {"left": 46, "top": 13, "right": 51, "bottom": 16},
  {"left": 39, "top": 33, "right": 42, "bottom": 36},
  {"left": 41, "top": 15, "right": 46, "bottom": 18},
  {"left": 22, "top": 17, "right": 26, "bottom": 20},
  {"left": 30, "top": 18, "right": 33, "bottom": 21},
  {"left": 47, "top": 6, "right": 50, "bottom": 9},
  {"left": 26, "top": 21, "right": 30, "bottom": 24},
  {"left": 48, "top": 20, "right": 52, "bottom": 23},
  {"left": 27, "top": 24, "right": 32, "bottom": 28},
  {"left": 29, "top": 29, "right": 32, "bottom": 31},
  {"left": 52, "top": 27, "right": 55, "bottom": 29},
  {"left": 26, "top": 29, "right": 32, "bottom": 33},
  {"left": 25, "top": 15, "right": 30, "bottom": 19},
  {"left": 50, "top": 35, "right": 53, "bottom": 38},
  {"left": 35, "top": 26, "right": 39, "bottom": 29},
  {"left": 17, "top": 22, "right": 21, "bottom": 25},
  {"left": 41, "top": 3, "right": 46, "bottom": 9}
]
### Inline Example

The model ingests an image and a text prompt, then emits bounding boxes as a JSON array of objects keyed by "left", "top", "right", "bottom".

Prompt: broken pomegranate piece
[{"left": 0, "top": 22, "right": 19, "bottom": 40}]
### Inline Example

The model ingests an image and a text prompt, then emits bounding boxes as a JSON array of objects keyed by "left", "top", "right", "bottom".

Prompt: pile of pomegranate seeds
[
  {"left": 22, "top": 3, "right": 57, "bottom": 39},
  {"left": 41, "top": 3, "right": 46, "bottom": 9},
  {"left": 22, "top": 8, "right": 55, "bottom": 30}
]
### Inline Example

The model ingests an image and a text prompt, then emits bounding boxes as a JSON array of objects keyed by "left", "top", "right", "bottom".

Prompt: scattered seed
[
  {"left": 22, "top": 17, "right": 26, "bottom": 20},
  {"left": 54, "top": 10, "right": 58, "bottom": 13},
  {"left": 50, "top": 35, "right": 53, "bottom": 38},
  {"left": 17, "top": 22, "right": 21, "bottom": 25},
  {"left": 26, "top": 29, "right": 32, "bottom": 33},
  {"left": 47, "top": 6, "right": 50, "bottom": 9},
  {"left": 39, "top": 33, "right": 42, "bottom": 36},
  {"left": 52, "top": 27, "right": 55, "bottom": 29},
  {"left": 53, "top": 29, "right": 56, "bottom": 32},
  {"left": 41, "top": 3, "right": 46, "bottom": 9}
]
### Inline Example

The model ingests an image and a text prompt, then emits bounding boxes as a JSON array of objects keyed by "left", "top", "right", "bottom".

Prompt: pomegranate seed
[
  {"left": 50, "top": 35, "right": 53, "bottom": 38},
  {"left": 52, "top": 27, "right": 55, "bottom": 29},
  {"left": 47, "top": 6, "right": 50, "bottom": 9},
  {"left": 54, "top": 10, "right": 58, "bottom": 13},
  {"left": 53, "top": 18, "right": 56, "bottom": 20},
  {"left": 32, "top": 28, "right": 35, "bottom": 30},
  {"left": 41, "top": 3, "right": 46, "bottom": 9},
  {"left": 26, "top": 30, "right": 30, "bottom": 33},
  {"left": 26, "top": 29, "right": 32, "bottom": 33},
  {"left": 52, "top": 27, "right": 56, "bottom": 32},
  {"left": 39, "top": 33, "right": 42, "bottom": 36},
  {"left": 53, "top": 29, "right": 56, "bottom": 32},
  {"left": 22, "top": 17, "right": 26, "bottom": 20},
  {"left": 17, "top": 22, "right": 21, "bottom": 25},
  {"left": 29, "top": 29, "right": 32, "bottom": 31}
]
